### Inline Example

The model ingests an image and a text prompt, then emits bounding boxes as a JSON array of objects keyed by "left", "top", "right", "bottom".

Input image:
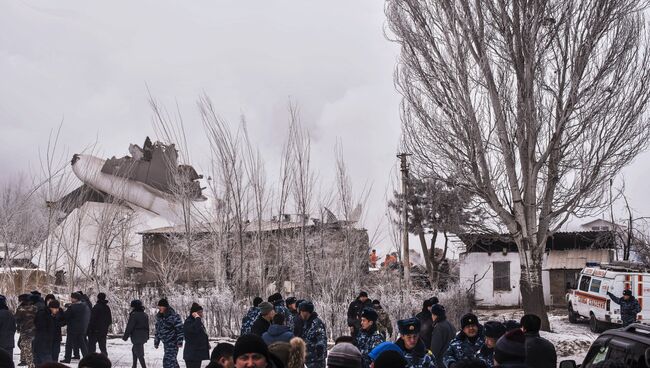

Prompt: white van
[{"left": 567, "top": 262, "right": 650, "bottom": 332}]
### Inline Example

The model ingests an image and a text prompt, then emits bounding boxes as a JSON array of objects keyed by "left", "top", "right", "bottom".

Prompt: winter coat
[
  {"left": 396, "top": 337, "right": 436, "bottom": 368},
  {"left": 374, "top": 305, "right": 393, "bottom": 338},
  {"left": 241, "top": 306, "right": 260, "bottom": 335},
  {"left": 183, "top": 315, "right": 210, "bottom": 361},
  {"left": 524, "top": 332, "right": 557, "bottom": 368},
  {"left": 430, "top": 319, "right": 456, "bottom": 368},
  {"left": 0, "top": 302, "right": 16, "bottom": 350},
  {"left": 354, "top": 325, "right": 385, "bottom": 368},
  {"left": 88, "top": 299, "right": 112, "bottom": 337},
  {"left": 273, "top": 302, "right": 292, "bottom": 324},
  {"left": 416, "top": 310, "right": 434, "bottom": 350},
  {"left": 298, "top": 312, "right": 327, "bottom": 367},
  {"left": 475, "top": 345, "right": 495, "bottom": 368},
  {"left": 607, "top": 292, "right": 642, "bottom": 326},
  {"left": 33, "top": 308, "right": 56, "bottom": 355},
  {"left": 443, "top": 329, "right": 485, "bottom": 368},
  {"left": 123, "top": 308, "right": 150, "bottom": 344},
  {"left": 347, "top": 298, "right": 372, "bottom": 329},
  {"left": 287, "top": 310, "right": 299, "bottom": 331},
  {"left": 15, "top": 302, "right": 37, "bottom": 337},
  {"left": 251, "top": 316, "right": 271, "bottom": 337},
  {"left": 262, "top": 324, "right": 294, "bottom": 345},
  {"left": 64, "top": 301, "right": 90, "bottom": 335},
  {"left": 154, "top": 307, "right": 184, "bottom": 347},
  {"left": 52, "top": 309, "right": 65, "bottom": 342}
]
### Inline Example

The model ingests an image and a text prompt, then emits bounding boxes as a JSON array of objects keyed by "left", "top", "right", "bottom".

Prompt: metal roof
[{"left": 543, "top": 249, "right": 613, "bottom": 270}]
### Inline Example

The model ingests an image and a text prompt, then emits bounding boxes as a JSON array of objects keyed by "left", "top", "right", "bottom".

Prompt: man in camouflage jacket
[
  {"left": 296, "top": 301, "right": 327, "bottom": 368},
  {"left": 443, "top": 313, "right": 484, "bottom": 368},
  {"left": 15, "top": 294, "right": 37, "bottom": 368},
  {"left": 354, "top": 308, "right": 385, "bottom": 368},
  {"left": 396, "top": 318, "right": 436, "bottom": 368},
  {"left": 154, "top": 299, "right": 184, "bottom": 368},
  {"left": 240, "top": 297, "right": 262, "bottom": 335},
  {"left": 372, "top": 300, "right": 393, "bottom": 339}
]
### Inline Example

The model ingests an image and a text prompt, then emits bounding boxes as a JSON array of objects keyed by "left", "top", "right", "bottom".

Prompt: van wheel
[
  {"left": 589, "top": 314, "right": 602, "bottom": 333},
  {"left": 568, "top": 304, "right": 579, "bottom": 323}
]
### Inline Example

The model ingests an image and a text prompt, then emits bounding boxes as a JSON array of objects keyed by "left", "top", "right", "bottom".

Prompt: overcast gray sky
[{"left": 1, "top": 1, "right": 649, "bottom": 251}]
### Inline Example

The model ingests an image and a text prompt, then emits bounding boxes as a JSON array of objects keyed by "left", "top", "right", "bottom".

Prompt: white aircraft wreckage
[{"left": 37, "top": 138, "right": 210, "bottom": 283}]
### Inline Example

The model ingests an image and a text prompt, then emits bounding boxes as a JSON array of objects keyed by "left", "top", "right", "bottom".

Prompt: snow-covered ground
[{"left": 11, "top": 309, "right": 596, "bottom": 367}]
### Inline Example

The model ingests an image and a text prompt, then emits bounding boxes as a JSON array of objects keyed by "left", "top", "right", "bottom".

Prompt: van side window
[
  {"left": 579, "top": 275, "right": 592, "bottom": 292},
  {"left": 590, "top": 279, "right": 602, "bottom": 293}
]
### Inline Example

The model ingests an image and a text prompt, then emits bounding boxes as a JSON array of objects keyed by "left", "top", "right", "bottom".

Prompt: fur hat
[
  {"left": 483, "top": 321, "right": 506, "bottom": 339},
  {"left": 253, "top": 296, "right": 263, "bottom": 307},
  {"left": 374, "top": 350, "right": 407, "bottom": 368},
  {"left": 504, "top": 320, "right": 521, "bottom": 331},
  {"left": 623, "top": 289, "right": 633, "bottom": 296},
  {"left": 361, "top": 307, "right": 378, "bottom": 322},
  {"left": 460, "top": 313, "right": 479, "bottom": 329},
  {"left": 130, "top": 299, "right": 143, "bottom": 309},
  {"left": 494, "top": 329, "right": 526, "bottom": 363},
  {"left": 190, "top": 302, "right": 203, "bottom": 313},
  {"left": 286, "top": 296, "right": 297, "bottom": 307},
  {"left": 157, "top": 298, "right": 170, "bottom": 308},
  {"left": 268, "top": 292, "right": 283, "bottom": 304},
  {"left": 234, "top": 334, "right": 269, "bottom": 362},
  {"left": 397, "top": 318, "right": 421, "bottom": 335},
  {"left": 431, "top": 304, "right": 446, "bottom": 319},
  {"left": 48, "top": 300, "right": 61, "bottom": 309},
  {"left": 327, "top": 342, "right": 361, "bottom": 368},
  {"left": 258, "top": 302, "right": 274, "bottom": 315},
  {"left": 298, "top": 301, "right": 315, "bottom": 313}
]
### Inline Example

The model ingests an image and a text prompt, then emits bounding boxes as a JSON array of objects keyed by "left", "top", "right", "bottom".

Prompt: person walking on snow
[
  {"left": 88, "top": 292, "right": 112, "bottom": 357},
  {"left": 123, "top": 299, "right": 149, "bottom": 368},
  {"left": 607, "top": 289, "right": 641, "bottom": 327},
  {"left": 183, "top": 303, "right": 210, "bottom": 368},
  {"left": 154, "top": 298, "right": 184, "bottom": 368}
]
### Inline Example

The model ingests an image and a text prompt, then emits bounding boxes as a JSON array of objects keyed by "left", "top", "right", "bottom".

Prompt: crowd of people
[{"left": 0, "top": 289, "right": 617, "bottom": 368}]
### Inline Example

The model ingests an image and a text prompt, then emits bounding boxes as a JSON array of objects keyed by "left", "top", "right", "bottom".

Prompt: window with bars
[{"left": 493, "top": 261, "right": 511, "bottom": 291}]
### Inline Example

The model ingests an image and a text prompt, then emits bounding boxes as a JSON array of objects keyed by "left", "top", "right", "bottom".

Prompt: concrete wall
[{"left": 460, "top": 251, "right": 551, "bottom": 307}]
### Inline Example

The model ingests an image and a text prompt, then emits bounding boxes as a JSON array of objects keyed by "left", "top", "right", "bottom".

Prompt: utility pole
[{"left": 397, "top": 153, "right": 411, "bottom": 290}]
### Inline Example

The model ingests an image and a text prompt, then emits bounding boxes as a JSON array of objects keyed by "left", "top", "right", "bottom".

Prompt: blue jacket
[
  {"left": 262, "top": 324, "right": 294, "bottom": 345},
  {"left": 155, "top": 307, "right": 184, "bottom": 347},
  {"left": 608, "top": 292, "right": 641, "bottom": 325},
  {"left": 396, "top": 338, "right": 436, "bottom": 368},
  {"left": 476, "top": 344, "right": 494, "bottom": 368},
  {"left": 443, "top": 329, "right": 484, "bottom": 368}
]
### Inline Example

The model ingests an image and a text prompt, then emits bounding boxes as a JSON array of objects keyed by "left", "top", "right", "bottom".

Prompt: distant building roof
[
  {"left": 459, "top": 231, "right": 616, "bottom": 253},
  {"left": 543, "top": 249, "right": 613, "bottom": 270},
  {"left": 139, "top": 220, "right": 316, "bottom": 235}
]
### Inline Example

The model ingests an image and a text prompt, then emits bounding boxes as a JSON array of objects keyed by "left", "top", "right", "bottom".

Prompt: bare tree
[{"left": 386, "top": 0, "right": 650, "bottom": 328}]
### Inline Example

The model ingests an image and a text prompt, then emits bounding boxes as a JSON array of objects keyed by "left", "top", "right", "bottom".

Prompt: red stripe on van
[{"left": 575, "top": 290, "right": 607, "bottom": 302}]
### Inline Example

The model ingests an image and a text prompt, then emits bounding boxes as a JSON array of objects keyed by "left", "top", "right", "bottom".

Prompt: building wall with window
[{"left": 459, "top": 251, "right": 551, "bottom": 307}]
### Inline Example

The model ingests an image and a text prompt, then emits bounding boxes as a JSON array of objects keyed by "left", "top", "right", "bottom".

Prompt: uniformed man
[{"left": 395, "top": 318, "right": 436, "bottom": 368}]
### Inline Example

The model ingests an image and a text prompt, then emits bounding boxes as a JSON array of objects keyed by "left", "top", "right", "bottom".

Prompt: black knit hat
[
  {"left": 397, "top": 318, "right": 421, "bottom": 335},
  {"left": 460, "top": 313, "right": 479, "bottom": 329},
  {"left": 233, "top": 334, "right": 269, "bottom": 362},
  {"left": 327, "top": 342, "right": 362, "bottom": 368},
  {"left": 494, "top": 329, "right": 526, "bottom": 363},
  {"left": 130, "top": 299, "right": 143, "bottom": 309},
  {"left": 361, "top": 307, "right": 378, "bottom": 322},
  {"left": 190, "top": 302, "right": 203, "bottom": 313},
  {"left": 504, "top": 320, "right": 521, "bottom": 331},
  {"left": 374, "top": 350, "right": 407, "bottom": 368},
  {"left": 372, "top": 299, "right": 380, "bottom": 306},
  {"left": 97, "top": 292, "right": 107, "bottom": 301},
  {"left": 71, "top": 292, "right": 82, "bottom": 301},
  {"left": 483, "top": 321, "right": 506, "bottom": 339},
  {"left": 268, "top": 292, "right": 283, "bottom": 304},
  {"left": 157, "top": 298, "right": 170, "bottom": 308},
  {"left": 298, "top": 300, "right": 315, "bottom": 313},
  {"left": 358, "top": 291, "right": 368, "bottom": 298},
  {"left": 211, "top": 342, "right": 234, "bottom": 361}
]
